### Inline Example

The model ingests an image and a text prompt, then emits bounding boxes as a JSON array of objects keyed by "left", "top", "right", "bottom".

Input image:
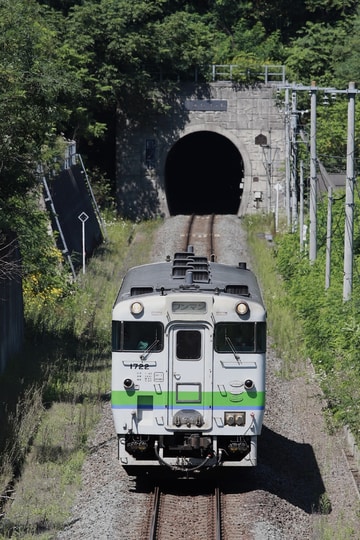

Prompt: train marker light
[
  {"left": 236, "top": 302, "right": 249, "bottom": 315},
  {"left": 235, "top": 412, "right": 246, "bottom": 426},
  {"left": 130, "top": 301, "right": 144, "bottom": 315},
  {"left": 225, "top": 412, "right": 246, "bottom": 426},
  {"left": 124, "top": 378, "right": 134, "bottom": 389}
]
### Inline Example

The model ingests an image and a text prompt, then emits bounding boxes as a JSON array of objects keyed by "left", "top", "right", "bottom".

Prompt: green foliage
[
  {"left": 0, "top": 0, "right": 87, "bottom": 230},
  {"left": 305, "top": 0, "right": 357, "bottom": 15},
  {"left": 285, "top": 21, "right": 347, "bottom": 83},
  {"left": 245, "top": 215, "right": 306, "bottom": 371},
  {"left": 2, "top": 0, "right": 360, "bottom": 224},
  {"left": 64, "top": 0, "right": 217, "bottom": 117},
  {"left": 247, "top": 208, "right": 360, "bottom": 445},
  {"left": 0, "top": 218, "right": 161, "bottom": 536},
  {"left": 1, "top": 190, "right": 75, "bottom": 311},
  {"left": 153, "top": 11, "right": 216, "bottom": 72},
  {"left": 273, "top": 194, "right": 360, "bottom": 443},
  {"left": 332, "top": 8, "right": 360, "bottom": 85}
]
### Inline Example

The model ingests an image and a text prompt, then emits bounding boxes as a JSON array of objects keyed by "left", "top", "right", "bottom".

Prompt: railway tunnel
[{"left": 165, "top": 131, "right": 244, "bottom": 215}]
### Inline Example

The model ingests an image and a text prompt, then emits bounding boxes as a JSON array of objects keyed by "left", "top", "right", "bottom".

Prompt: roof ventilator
[
  {"left": 130, "top": 286, "right": 154, "bottom": 296},
  {"left": 171, "top": 250, "right": 210, "bottom": 282},
  {"left": 225, "top": 285, "right": 249, "bottom": 296}
]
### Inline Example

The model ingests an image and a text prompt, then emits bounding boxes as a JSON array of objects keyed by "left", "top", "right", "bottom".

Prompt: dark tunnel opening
[{"left": 165, "top": 131, "right": 244, "bottom": 215}]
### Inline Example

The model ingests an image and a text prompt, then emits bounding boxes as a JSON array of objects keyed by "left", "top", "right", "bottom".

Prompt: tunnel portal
[{"left": 165, "top": 131, "right": 244, "bottom": 215}]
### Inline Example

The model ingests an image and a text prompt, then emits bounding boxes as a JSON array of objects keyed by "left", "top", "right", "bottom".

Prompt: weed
[
  {"left": 0, "top": 217, "right": 162, "bottom": 537},
  {"left": 244, "top": 215, "right": 306, "bottom": 377}
]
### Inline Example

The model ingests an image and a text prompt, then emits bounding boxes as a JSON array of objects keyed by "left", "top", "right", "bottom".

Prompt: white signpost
[{"left": 78, "top": 212, "right": 89, "bottom": 274}]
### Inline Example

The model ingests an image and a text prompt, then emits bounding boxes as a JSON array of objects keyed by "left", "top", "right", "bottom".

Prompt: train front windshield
[
  {"left": 214, "top": 322, "right": 266, "bottom": 353},
  {"left": 112, "top": 321, "right": 164, "bottom": 352}
]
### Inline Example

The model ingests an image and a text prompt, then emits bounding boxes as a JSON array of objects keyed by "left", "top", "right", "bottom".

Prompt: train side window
[
  {"left": 176, "top": 330, "right": 201, "bottom": 360},
  {"left": 112, "top": 321, "right": 164, "bottom": 351},
  {"left": 214, "top": 322, "right": 265, "bottom": 353}
]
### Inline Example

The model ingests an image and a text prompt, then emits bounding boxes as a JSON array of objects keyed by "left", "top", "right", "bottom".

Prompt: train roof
[{"left": 114, "top": 252, "right": 264, "bottom": 307}]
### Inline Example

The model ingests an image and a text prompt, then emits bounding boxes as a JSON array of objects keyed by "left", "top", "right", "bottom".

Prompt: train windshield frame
[
  {"left": 112, "top": 321, "right": 164, "bottom": 352},
  {"left": 214, "top": 322, "right": 266, "bottom": 353}
]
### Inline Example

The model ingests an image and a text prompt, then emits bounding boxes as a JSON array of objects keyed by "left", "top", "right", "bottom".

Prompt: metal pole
[
  {"left": 343, "top": 82, "right": 356, "bottom": 301},
  {"left": 299, "top": 160, "right": 304, "bottom": 252},
  {"left": 268, "top": 129, "right": 272, "bottom": 214},
  {"left": 78, "top": 212, "right": 89, "bottom": 275},
  {"left": 325, "top": 186, "right": 333, "bottom": 289},
  {"left": 82, "top": 220, "right": 86, "bottom": 274},
  {"left": 291, "top": 91, "right": 298, "bottom": 232},
  {"left": 284, "top": 87, "right": 291, "bottom": 227},
  {"left": 309, "top": 81, "right": 317, "bottom": 262},
  {"left": 274, "top": 183, "right": 281, "bottom": 232}
]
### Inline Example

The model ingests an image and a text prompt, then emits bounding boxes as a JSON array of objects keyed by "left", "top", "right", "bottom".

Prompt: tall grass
[
  {"left": 245, "top": 214, "right": 360, "bottom": 538},
  {"left": 244, "top": 215, "right": 306, "bottom": 376},
  {"left": 0, "top": 217, "right": 162, "bottom": 539}
]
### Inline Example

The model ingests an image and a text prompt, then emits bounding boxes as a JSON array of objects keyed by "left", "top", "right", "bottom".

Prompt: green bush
[{"left": 270, "top": 198, "right": 360, "bottom": 443}]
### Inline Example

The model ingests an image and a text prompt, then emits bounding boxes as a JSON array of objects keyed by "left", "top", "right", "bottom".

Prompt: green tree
[
  {"left": 285, "top": 21, "right": 347, "bottom": 83},
  {"left": 0, "top": 0, "right": 84, "bottom": 227},
  {"left": 331, "top": 8, "right": 360, "bottom": 85},
  {"left": 65, "top": 0, "right": 216, "bottom": 110}
]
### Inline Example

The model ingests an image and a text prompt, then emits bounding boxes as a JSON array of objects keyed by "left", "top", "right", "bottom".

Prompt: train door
[{"left": 167, "top": 324, "right": 213, "bottom": 429}]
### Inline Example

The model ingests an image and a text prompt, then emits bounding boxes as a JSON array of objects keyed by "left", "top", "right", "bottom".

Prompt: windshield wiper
[
  {"left": 225, "top": 336, "right": 241, "bottom": 363},
  {"left": 140, "top": 339, "right": 159, "bottom": 361}
]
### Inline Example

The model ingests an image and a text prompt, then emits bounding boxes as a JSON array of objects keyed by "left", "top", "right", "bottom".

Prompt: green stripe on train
[{"left": 112, "top": 390, "right": 265, "bottom": 408}]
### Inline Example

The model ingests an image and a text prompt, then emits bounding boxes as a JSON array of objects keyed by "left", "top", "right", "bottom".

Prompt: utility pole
[
  {"left": 325, "top": 186, "right": 333, "bottom": 290},
  {"left": 262, "top": 129, "right": 273, "bottom": 214},
  {"left": 284, "top": 87, "right": 291, "bottom": 227},
  {"left": 309, "top": 81, "right": 317, "bottom": 263},
  {"left": 274, "top": 183, "right": 282, "bottom": 232},
  {"left": 279, "top": 81, "right": 357, "bottom": 279},
  {"left": 290, "top": 91, "right": 298, "bottom": 232},
  {"left": 322, "top": 82, "right": 359, "bottom": 300},
  {"left": 343, "top": 82, "right": 356, "bottom": 301},
  {"left": 299, "top": 160, "right": 304, "bottom": 252},
  {"left": 279, "top": 82, "right": 317, "bottom": 235}
]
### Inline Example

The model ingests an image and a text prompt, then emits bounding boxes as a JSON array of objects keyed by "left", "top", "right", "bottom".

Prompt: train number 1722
[{"left": 128, "top": 363, "right": 150, "bottom": 370}]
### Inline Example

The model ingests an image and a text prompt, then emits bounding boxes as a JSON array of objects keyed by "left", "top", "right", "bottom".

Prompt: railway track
[
  {"left": 182, "top": 214, "right": 217, "bottom": 259},
  {"left": 137, "top": 214, "right": 234, "bottom": 540},
  {"left": 54, "top": 215, "right": 360, "bottom": 540},
  {"left": 144, "top": 483, "right": 223, "bottom": 540}
]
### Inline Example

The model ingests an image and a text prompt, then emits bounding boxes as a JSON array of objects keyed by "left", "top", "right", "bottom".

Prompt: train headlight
[
  {"left": 130, "top": 301, "right": 144, "bottom": 315},
  {"left": 236, "top": 302, "right": 249, "bottom": 315}
]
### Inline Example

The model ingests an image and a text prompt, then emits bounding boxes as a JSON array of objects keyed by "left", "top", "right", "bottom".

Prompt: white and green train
[{"left": 111, "top": 250, "right": 266, "bottom": 475}]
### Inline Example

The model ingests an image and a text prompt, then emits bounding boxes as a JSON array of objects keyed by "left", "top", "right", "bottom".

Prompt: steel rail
[
  {"left": 183, "top": 214, "right": 196, "bottom": 252},
  {"left": 183, "top": 214, "right": 216, "bottom": 259},
  {"left": 214, "top": 485, "right": 222, "bottom": 540},
  {"left": 209, "top": 213, "right": 216, "bottom": 260},
  {"left": 148, "top": 485, "right": 161, "bottom": 540}
]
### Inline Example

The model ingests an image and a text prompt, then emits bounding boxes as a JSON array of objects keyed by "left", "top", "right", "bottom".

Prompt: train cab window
[
  {"left": 214, "top": 322, "right": 266, "bottom": 353},
  {"left": 176, "top": 330, "right": 201, "bottom": 360},
  {"left": 112, "top": 321, "right": 164, "bottom": 352}
]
